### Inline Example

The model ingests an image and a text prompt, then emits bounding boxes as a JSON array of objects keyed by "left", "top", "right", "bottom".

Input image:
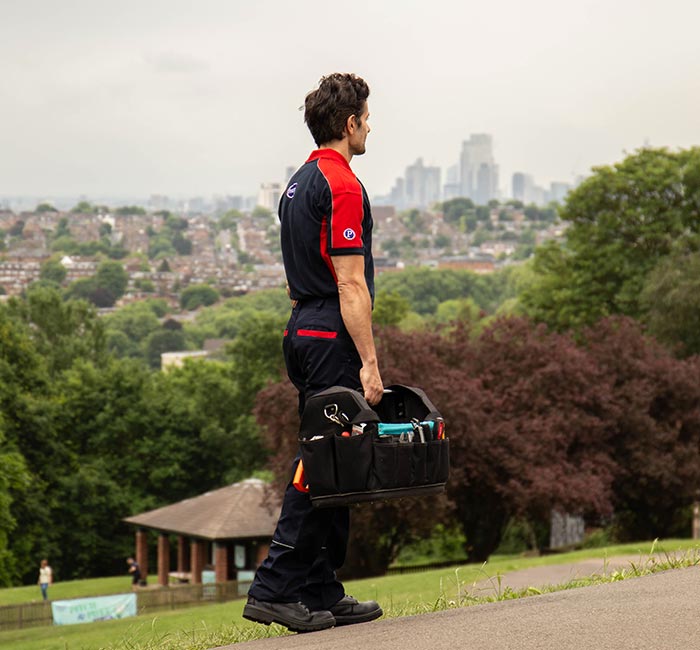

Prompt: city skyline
[{"left": 2, "top": 1, "right": 700, "bottom": 198}]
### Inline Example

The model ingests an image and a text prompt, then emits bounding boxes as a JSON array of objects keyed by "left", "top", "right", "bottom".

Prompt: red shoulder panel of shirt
[{"left": 308, "top": 149, "right": 364, "bottom": 254}]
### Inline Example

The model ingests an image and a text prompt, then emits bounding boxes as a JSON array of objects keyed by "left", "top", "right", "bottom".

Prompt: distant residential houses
[{"left": 0, "top": 202, "right": 564, "bottom": 298}]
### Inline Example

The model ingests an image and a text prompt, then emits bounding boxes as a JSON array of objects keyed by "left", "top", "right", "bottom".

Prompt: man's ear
[{"left": 345, "top": 114, "right": 357, "bottom": 136}]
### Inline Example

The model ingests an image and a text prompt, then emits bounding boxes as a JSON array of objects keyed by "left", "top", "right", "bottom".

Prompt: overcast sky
[{"left": 2, "top": 0, "right": 699, "bottom": 200}]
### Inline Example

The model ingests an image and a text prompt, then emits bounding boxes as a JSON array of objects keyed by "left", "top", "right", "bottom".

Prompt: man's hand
[{"left": 361, "top": 360, "right": 383, "bottom": 405}]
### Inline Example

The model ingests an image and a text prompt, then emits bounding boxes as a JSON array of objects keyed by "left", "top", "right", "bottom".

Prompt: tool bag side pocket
[
  {"left": 299, "top": 435, "right": 337, "bottom": 497},
  {"left": 436, "top": 439, "right": 450, "bottom": 483},
  {"left": 334, "top": 432, "right": 372, "bottom": 493},
  {"left": 411, "top": 442, "right": 428, "bottom": 486},
  {"left": 370, "top": 440, "right": 399, "bottom": 489},
  {"left": 426, "top": 440, "right": 442, "bottom": 484}
]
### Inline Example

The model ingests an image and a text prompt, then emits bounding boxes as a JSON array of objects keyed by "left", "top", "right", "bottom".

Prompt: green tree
[
  {"left": 399, "top": 209, "right": 425, "bottom": 234},
  {"left": 39, "top": 258, "right": 67, "bottom": 285},
  {"left": 71, "top": 201, "right": 96, "bottom": 214},
  {"left": 95, "top": 260, "right": 129, "bottom": 304},
  {"left": 441, "top": 198, "right": 475, "bottom": 225},
  {"left": 53, "top": 217, "right": 71, "bottom": 240},
  {"left": 8, "top": 220, "right": 25, "bottom": 237},
  {"left": 641, "top": 249, "right": 700, "bottom": 356},
  {"left": 218, "top": 209, "right": 243, "bottom": 231},
  {"left": 252, "top": 205, "right": 273, "bottom": 221},
  {"left": 115, "top": 205, "right": 147, "bottom": 216},
  {"left": 181, "top": 284, "right": 220, "bottom": 311},
  {"left": 373, "top": 290, "right": 410, "bottom": 327},
  {"left": 103, "top": 301, "right": 161, "bottom": 350},
  {"left": 35, "top": 203, "right": 58, "bottom": 213},
  {"left": 435, "top": 297, "right": 481, "bottom": 325},
  {"left": 434, "top": 234, "right": 451, "bottom": 248},
  {"left": 0, "top": 425, "right": 31, "bottom": 586},
  {"left": 145, "top": 328, "right": 187, "bottom": 368},
  {"left": 9, "top": 286, "right": 106, "bottom": 377},
  {"left": 522, "top": 147, "right": 700, "bottom": 330}
]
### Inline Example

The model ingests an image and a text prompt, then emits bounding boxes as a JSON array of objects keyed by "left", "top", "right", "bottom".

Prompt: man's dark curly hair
[{"left": 304, "top": 73, "right": 370, "bottom": 146}]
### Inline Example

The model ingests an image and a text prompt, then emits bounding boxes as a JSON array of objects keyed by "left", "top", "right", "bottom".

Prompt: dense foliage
[{"left": 2, "top": 148, "right": 700, "bottom": 584}]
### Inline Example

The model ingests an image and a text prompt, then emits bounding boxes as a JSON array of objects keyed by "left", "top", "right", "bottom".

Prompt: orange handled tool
[{"left": 293, "top": 459, "right": 309, "bottom": 493}]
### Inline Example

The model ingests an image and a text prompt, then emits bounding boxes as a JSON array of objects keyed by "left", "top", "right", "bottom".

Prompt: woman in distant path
[{"left": 38, "top": 559, "right": 52, "bottom": 601}]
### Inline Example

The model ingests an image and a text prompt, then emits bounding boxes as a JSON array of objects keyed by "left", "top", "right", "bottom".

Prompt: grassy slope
[{"left": 1, "top": 539, "right": 698, "bottom": 650}]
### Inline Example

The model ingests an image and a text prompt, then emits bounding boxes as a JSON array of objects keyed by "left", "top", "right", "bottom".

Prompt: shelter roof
[{"left": 123, "top": 478, "right": 279, "bottom": 540}]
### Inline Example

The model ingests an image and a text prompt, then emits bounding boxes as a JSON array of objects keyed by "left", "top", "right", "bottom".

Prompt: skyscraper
[{"left": 460, "top": 134, "right": 499, "bottom": 203}]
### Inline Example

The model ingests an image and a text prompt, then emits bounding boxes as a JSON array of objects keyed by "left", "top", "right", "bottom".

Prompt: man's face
[{"left": 348, "top": 102, "right": 371, "bottom": 156}]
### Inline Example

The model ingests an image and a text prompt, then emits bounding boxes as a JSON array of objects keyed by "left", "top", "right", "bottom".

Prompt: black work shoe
[
  {"left": 328, "top": 595, "right": 383, "bottom": 626},
  {"left": 242, "top": 596, "right": 335, "bottom": 633}
]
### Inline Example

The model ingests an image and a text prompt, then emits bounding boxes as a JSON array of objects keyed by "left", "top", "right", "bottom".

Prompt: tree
[
  {"left": 39, "top": 258, "right": 67, "bottom": 285},
  {"left": 581, "top": 318, "right": 700, "bottom": 541},
  {"left": 103, "top": 301, "right": 161, "bottom": 350},
  {"left": 522, "top": 147, "right": 700, "bottom": 330},
  {"left": 252, "top": 205, "right": 273, "bottom": 221},
  {"left": 8, "top": 285, "right": 106, "bottom": 377},
  {"left": 377, "top": 319, "right": 617, "bottom": 561},
  {"left": 0, "top": 425, "right": 31, "bottom": 586},
  {"left": 373, "top": 290, "right": 410, "bottom": 327},
  {"left": 96, "top": 261, "right": 128, "bottom": 300},
  {"left": 35, "top": 203, "right": 58, "bottom": 213},
  {"left": 641, "top": 249, "right": 700, "bottom": 357},
  {"left": 441, "top": 198, "right": 475, "bottom": 225},
  {"left": 218, "top": 209, "right": 243, "bottom": 231},
  {"left": 180, "top": 284, "right": 220, "bottom": 310},
  {"left": 115, "top": 205, "right": 147, "bottom": 216},
  {"left": 145, "top": 328, "right": 187, "bottom": 368},
  {"left": 399, "top": 209, "right": 425, "bottom": 234},
  {"left": 8, "top": 220, "right": 24, "bottom": 237},
  {"left": 71, "top": 201, "right": 96, "bottom": 214}
]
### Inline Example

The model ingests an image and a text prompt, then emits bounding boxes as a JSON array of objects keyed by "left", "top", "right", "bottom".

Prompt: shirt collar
[{"left": 306, "top": 148, "right": 351, "bottom": 170}]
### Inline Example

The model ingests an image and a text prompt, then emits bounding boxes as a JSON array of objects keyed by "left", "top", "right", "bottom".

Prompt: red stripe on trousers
[{"left": 296, "top": 329, "right": 338, "bottom": 339}]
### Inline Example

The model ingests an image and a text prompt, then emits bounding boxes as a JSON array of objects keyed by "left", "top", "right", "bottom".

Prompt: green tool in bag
[{"left": 377, "top": 420, "right": 435, "bottom": 443}]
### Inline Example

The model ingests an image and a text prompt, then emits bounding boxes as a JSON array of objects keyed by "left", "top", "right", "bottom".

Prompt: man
[
  {"left": 126, "top": 557, "right": 141, "bottom": 591},
  {"left": 243, "top": 73, "right": 383, "bottom": 633}
]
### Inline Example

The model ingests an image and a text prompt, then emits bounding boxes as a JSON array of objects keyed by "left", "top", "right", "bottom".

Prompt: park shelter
[{"left": 123, "top": 478, "right": 279, "bottom": 587}]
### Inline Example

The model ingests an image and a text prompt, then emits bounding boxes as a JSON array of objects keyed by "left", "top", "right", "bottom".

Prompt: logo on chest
[{"left": 286, "top": 183, "right": 298, "bottom": 199}]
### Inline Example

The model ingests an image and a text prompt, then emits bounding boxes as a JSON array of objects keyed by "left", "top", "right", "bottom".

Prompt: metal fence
[{"left": 0, "top": 580, "right": 249, "bottom": 632}]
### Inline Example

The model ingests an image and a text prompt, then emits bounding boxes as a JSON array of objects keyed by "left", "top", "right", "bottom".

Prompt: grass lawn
[
  {"left": 0, "top": 576, "right": 131, "bottom": 606},
  {"left": 1, "top": 538, "right": 698, "bottom": 650}
]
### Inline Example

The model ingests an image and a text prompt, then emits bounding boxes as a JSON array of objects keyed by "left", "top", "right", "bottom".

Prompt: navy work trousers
[{"left": 248, "top": 297, "right": 362, "bottom": 611}]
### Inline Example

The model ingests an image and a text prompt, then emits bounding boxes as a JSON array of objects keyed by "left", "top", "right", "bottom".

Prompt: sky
[{"left": 2, "top": 0, "right": 700, "bottom": 201}]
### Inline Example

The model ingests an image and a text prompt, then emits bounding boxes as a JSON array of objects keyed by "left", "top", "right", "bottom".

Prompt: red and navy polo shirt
[{"left": 279, "top": 148, "right": 374, "bottom": 302}]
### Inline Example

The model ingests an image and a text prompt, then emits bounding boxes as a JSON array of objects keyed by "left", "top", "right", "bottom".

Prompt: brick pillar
[
  {"left": 157, "top": 534, "right": 170, "bottom": 587},
  {"left": 136, "top": 529, "right": 149, "bottom": 581},
  {"left": 190, "top": 539, "right": 204, "bottom": 584},
  {"left": 214, "top": 542, "right": 228, "bottom": 583},
  {"left": 177, "top": 535, "right": 187, "bottom": 573},
  {"left": 256, "top": 542, "right": 270, "bottom": 567}
]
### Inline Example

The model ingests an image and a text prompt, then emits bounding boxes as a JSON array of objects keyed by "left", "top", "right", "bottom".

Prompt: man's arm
[{"left": 331, "top": 255, "right": 383, "bottom": 405}]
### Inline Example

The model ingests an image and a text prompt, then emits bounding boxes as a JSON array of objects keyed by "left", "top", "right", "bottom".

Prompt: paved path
[
  {"left": 466, "top": 553, "right": 663, "bottom": 597},
  {"left": 217, "top": 560, "right": 700, "bottom": 650}
]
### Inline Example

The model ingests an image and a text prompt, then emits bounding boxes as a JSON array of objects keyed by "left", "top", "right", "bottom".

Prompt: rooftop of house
[{"left": 123, "top": 478, "right": 280, "bottom": 540}]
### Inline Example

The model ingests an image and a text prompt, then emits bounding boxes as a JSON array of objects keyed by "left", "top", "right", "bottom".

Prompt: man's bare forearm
[
  {"left": 337, "top": 278, "right": 383, "bottom": 404},
  {"left": 337, "top": 278, "right": 376, "bottom": 364}
]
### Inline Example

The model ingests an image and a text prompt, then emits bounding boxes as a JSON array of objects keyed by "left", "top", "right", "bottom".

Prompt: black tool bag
[{"left": 298, "top": 384, "right": 450, "bottom": 508}]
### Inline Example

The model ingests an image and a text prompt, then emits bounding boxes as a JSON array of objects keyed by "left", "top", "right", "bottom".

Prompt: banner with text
[{"left": 51, "top": 593, "right": 137, "bottom": 625}]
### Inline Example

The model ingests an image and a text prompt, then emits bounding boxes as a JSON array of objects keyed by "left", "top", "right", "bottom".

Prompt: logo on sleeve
[
  {"left": 286, "top": 183, "right": 298, "bottom": 199},
  {"left": 343, "top": 228, "right": 356, "bottom": 241}
]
